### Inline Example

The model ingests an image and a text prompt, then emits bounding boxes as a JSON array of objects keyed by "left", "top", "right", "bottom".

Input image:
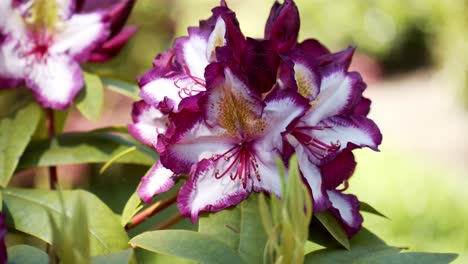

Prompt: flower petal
[
  {"left": 292, "top": 60, "right": 320, "bottom": 100},
  {"left": 205, "top": 17, "right": 226, "bottom": 62},
  {"left": 88, "top": 26, "right": 137, "bottom": 62},
  {"left": 137, "top": 160, "right": 176, "bottom": 203},
  {"left": 161, "top": 116, "right": 236, "bottom": 174},
  {"left": 174, "top": 28, "right": 209, "bottom": 80},
  {"left": 261, "top": 87, "right": 310, "bottom": 152},
  {"left": 321, "top": 149, "right": 356, "bottom": 190},
  {"left": 314, "top": 115, "right": 383, "bottom": 152},
  {"left": 0, "top": 1, "right": 26, "bottom": 39},
  {"left": 264, "top": 0, "right": 299, "bottom": 52},
  {"left": 128, "top": 100, "right": 167, "bottom": 147},
  {"left": 0, "top": 213, "right": 6, "bottom": 264},
  {"left": 139, "top": 71, "right": 205, "bottom": 112},
  {"left": 51, "top": 10, "right": 110, "bottom": 62},
  {"left": 206, "top": 6, "right": 246, "bottom": 59},
  {"left": 296, "top": 39, "right": 330, "bottom": 58},
  {"left": 318, "top": 46, "right": 355, "bottom": 71},
  {"left": 288, "top": 138, "right": 330, "bottom": 211},
  {"left": 251, "top": 149, "right": 283, "bottom": 196},
  {"left": 177, "top": 159, "right": 250, "bottom": 222},
  {"left": 353, "top": 97, "right": 371, "bottom": 116},
  {"left": 25, "top": 54, "right": 84, "bottom": 109},
  {"left": 302, "top": 68, "right": 366, "bottom": 125},
  {"left": 327, "top": 191, "right": 363, "bottom": 237},
  {"left": 106, "top": 0, "right": 136, "bottom": 37},
  {"left": 286, "top": 135, "right": 330, "bottom": 212},
  {"left": 241, "top": 38, "right": 280, "bottom": 94},
  {"left": 201, "top": 63, "right": 264, "bottom": 134},
  {"left": 0, "top": 36, "right": 25, "bottom": 88},
  {"left": 55, "top": 0, "right": 77, "bottom": 19}
]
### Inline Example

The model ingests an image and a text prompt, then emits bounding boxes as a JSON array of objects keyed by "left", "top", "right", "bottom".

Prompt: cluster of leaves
[{"left": 0, "top": 72, "right": 458, "bottom": 263}]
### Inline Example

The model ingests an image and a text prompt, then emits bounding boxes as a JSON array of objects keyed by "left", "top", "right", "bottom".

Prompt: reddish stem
[
  {"left": 46, "top": 108, "right": 58, "bottom": 189},
  {"left": 151, "top": 213, "right": 184, "bottom": 231},
  {"left": 126, "top": 194, "right": 178, "bottom": 230}
]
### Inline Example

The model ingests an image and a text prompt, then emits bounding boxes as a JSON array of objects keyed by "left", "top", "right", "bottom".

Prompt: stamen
[
  {"left": 173, "top": 75, "right": 206, "bottom": 99},
  {"left": 292, "top": 129, "right": 341, "bottom": 160},
  {"left": 211, "top": 142, "right": 261, "bottom": 188},
  {"left": 183, "top": 65, "right": 206, "bottom": 86}
]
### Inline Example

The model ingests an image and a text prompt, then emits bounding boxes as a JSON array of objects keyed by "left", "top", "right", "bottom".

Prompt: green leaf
[
  {"left": 7, "top": 245, "right": 49, "bottom": 264},
  {"left": 75, "top": 72, "right": 104, "bottom": 121},
  {"left": 91, "top": 249, "right": 134, "bottom": 264},
  {"left": 92, "top": 126, "right": 129, "bottom": 134},
  {"left": 315, "top": 211, "right": 350, "bottom": 250},
  {"left": 2, "top": 188, "right": 130, "bottom": 255},
  {"left": 120, "top": 190, "right": 143, "bottom": 227},
  {"left": 130, "top": 230, "right": 243, "bottom": 264},
  {"left": 102, "top": 78, "right": 140, "bottom": 101},
  {"left": 17, "top": 132, "right": 157, "bottom": 169},
  {"left": 53, "top": 108, "right": 70, "bottom": 134},
  {"left": 308, "top": 215, "right": 342, "bottom": 249},
  {"left": 198, "top": 194, "right": 268, "bottom": 264},
  {"left": 304, "top": 228, "right": 401, "bottom": 264},
  {"left": 360, "top": 201, "right": 388, "bottom": 219},
  {"left": 370, "top": 252, "right": 458, "bottom": 264},
  {"left": 48, "top": 191, "right": 91, "bottom": 263},
  {"left": 0, "top": 101, "right": 41, "bottom": 187}
]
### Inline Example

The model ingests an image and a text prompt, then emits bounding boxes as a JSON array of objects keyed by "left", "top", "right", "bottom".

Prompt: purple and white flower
[
  {"left": 129, "top": 0, "right": 382, "bottom": 237},
  {"left": 0, "top": 0, "right": 136, "bottom": 109}
]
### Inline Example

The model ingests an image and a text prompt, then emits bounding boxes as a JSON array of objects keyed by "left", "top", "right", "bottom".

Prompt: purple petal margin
[
  {"left": 328, "top": 191, "right": 363, "bottom": 237},
  {"left": 177, "top": 159, "right": 250, "bottom": 223},
  {"left": 137, "top": 161, "right": 176, "bottom": 204}
]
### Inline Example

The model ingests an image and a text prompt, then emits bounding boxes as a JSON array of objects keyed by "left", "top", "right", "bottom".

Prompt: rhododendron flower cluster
[
  {"left": 129, "top": 0, "right": 381, "bottom": 236},
  {"left": 0, "top": 0, "right": 136, "bottom": 109}
]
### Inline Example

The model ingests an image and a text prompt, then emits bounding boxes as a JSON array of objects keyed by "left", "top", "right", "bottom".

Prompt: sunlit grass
[{"left": 350, "top": 148, "right": 468, "bottom": 263}]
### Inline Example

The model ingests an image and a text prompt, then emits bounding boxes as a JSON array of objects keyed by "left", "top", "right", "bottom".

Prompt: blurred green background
[{"left": 11, "top": 0, "right": 468, "bottom": 263}]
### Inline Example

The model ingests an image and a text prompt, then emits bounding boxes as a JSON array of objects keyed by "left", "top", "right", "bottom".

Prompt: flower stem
[
  {"left": 46, "top": 108, "right": 58, "bottom": 189},
  {"left": 126, "top": 193, "right": 178, "bottom": 230},
  {"left": 151, "top": 213, "right": 184, "bottom": 231}
]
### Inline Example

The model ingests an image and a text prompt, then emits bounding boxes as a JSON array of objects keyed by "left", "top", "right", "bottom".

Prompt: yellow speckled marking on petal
[
  {"left": 217, "top": 84, "right": 266, "bottom": 138},
  {"left": 294, "top": 63, "right": 317, "bottom": 99},
  {"left": 27, "top": 0, "right": 59, "bottom": 32},
  {"left": 207, "top": 69, "right": 266, "bottom": 139}
]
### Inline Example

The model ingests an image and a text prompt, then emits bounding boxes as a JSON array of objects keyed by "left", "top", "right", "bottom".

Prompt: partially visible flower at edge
[
  {"left": 128, "top": 0, "right": 382, "bottom": 237},
  {"left": 0, "top": 212, "right": 7, "bottom": 263},
  {"left": 0, "top": 0, "right": 136, "bottom": 109}
]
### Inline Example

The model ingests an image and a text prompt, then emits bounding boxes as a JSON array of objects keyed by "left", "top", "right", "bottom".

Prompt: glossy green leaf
[
  {"left": 198, "top": 194, "right": 268, "bottom": 263},
  {"left": 121, "top": 190, "right": 143, "bottom": 227},
  {"left": 130, "top": 230, "right": 243, "bottom": 264},
  {"left": 315, "top": 211, "right": 350, "bottom": 250},
  {"left": 7, "top": 245, "right": 49, "bottom": 264},
  {"left": 360, "top": 201, "right": 388, "bottom": 219},
  {"left": 304, "top": 228, "right": 401, "bottom": 263},
  {"left": 0, "top": 101, "right": 41, "bottom": 187},
  {"left": 2, "top": 188, "right": 130, "bottom": 255},
  {"left": 102, "top": 78, "right": 140, "bottom": 101},
  {"left": 91, "top": 249, "right": 133, "bottom": 264},
  {"left": 370, "top": 252, "right": 457, "bottom": 264},
  {"left": 92, "top": 126, "right": 129, "bottom": 134},
  {"left": 308, "top": 215, "right": 341, "bottom": 249},
  {"left": 75, "top": 72, "right": 104, "bottom": 121},
  {"left": 17, "top": 132, "right": 157, "bottom": 169}
]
